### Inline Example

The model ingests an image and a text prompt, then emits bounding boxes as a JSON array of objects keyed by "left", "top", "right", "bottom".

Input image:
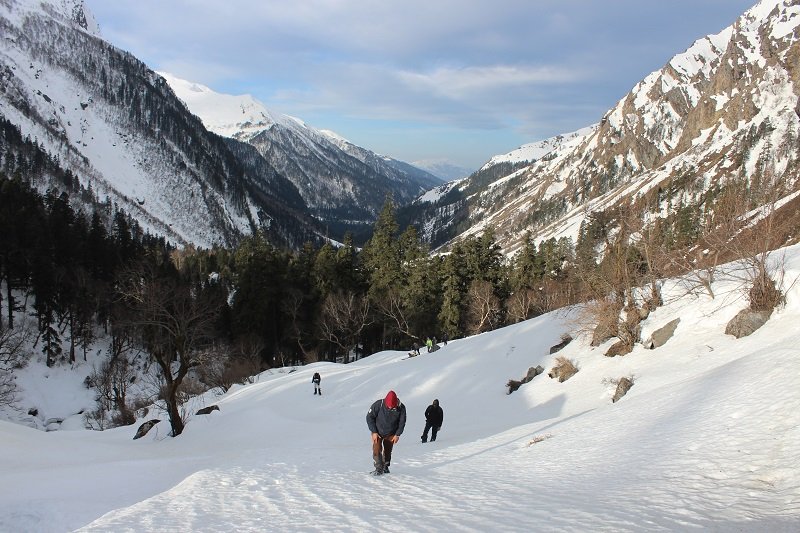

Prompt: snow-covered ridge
[
  {"left": 481, "top": 125, "right": 597, "bottom": 171},
  {"left": 5, "top": 0, "right": 100, "bottom": 35},
  {"left": 159, "top": 72, "right": 285, "bottom": 139}
]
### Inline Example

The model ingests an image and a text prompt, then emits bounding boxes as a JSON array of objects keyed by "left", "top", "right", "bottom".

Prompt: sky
[
  {"left": 1, "top": 244, "right": 799, "bottom": 530},
  {"left": 82, "top": 0, "right": 758, "bottom": 171}
]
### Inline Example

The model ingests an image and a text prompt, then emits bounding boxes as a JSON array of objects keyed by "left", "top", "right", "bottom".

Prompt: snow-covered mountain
[
  {"left": 412, "top": 0, "right": 800, "bottom": 255},
  {"left": 0, "top": 0, "right": 326, "bottom": 249},
  {"left": 163, "top": 73, "right": 442, "bottom": 226}
]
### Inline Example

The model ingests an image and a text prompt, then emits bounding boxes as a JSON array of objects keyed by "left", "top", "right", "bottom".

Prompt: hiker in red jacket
[{"left": 366, "top": 390, "right": 407, "bottom": 475}]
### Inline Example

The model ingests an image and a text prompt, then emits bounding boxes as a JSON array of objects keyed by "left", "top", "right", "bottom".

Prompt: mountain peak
[{"left": 158, "top": 72, "right": 282, "bottom": 139}]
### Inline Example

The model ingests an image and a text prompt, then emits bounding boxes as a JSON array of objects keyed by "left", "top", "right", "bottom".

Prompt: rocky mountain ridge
[{"left": 411, "top": 0, "right": 800, "bottom": 256}]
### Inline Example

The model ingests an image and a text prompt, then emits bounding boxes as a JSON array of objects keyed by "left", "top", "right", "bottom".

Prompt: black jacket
[
  {"left": 425, "top": 404, "right": 444, "bottom": 427},
  {"left": 366, "top": 399, "right": 407, "bottom": 437},
  {"left": 312, "top": 373, "right": 321, "bottom": 384}
]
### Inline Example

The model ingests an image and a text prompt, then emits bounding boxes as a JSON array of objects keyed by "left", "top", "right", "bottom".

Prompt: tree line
[{"left": 2, "top": 157, "right": 789, "bottom": 437}]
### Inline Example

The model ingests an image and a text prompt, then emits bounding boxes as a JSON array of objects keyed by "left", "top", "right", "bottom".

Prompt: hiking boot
[
  {"left": 383, "top": 463, "right": 390, "bottom": 474},
  {"left": 373, "top": 455, "right": 384, "bottom": 475},
  {"left": 421, "top": 436, "right": 427, "bottom": 443}
]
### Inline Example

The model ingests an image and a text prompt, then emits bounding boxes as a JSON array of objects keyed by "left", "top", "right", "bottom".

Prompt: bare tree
[
  {"left": 700, "top": 171, "right": 790, "bottom": 311},
  {"left": 465, "top": 280, "right": 501, "bottom": 335},
  {"left": 0, "top": 323, "right": 31, "bottom": 407},
  {"left": 281, "top": 289, "right": 315, "bottom": 362},
  {"left": 506, "top": 288, "right": 536, "bottom": 324},
  {"left": 374, "top": 287, "right": 417, "bottom": 341},
  {"left": 118, "top": 267, "right": 218, "bottom": 437},
  {"left": 318, "top": 290, "right": 371, "bottom": 361},
  {"left": 87, "top": 354, "right": 137, "bottom": 428}
]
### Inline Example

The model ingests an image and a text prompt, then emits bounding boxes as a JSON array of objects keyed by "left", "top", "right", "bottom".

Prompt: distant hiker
[
  {"left": 312, "top": 372, "right": 321, "bottom": 395},
  {"left": 411, "top": 342, "right": 420, "bottom": 356},
  {"left": 421, "top": 399, "right": 444, "bottom": 443},
  {"left": 442, "top": 333, "right": 448, "bottom": 346},
  {"left": 366, "top": 390, "right": 407, "bottom": 475},
  {"left": 426, "top": 337, "right": 433, "bottom": 353}
]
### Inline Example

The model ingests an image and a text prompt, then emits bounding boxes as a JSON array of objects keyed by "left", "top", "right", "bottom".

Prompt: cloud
[
  {"left": 85, "top": 0, "right": 756, "bottom": 168},
  {"left": 397, "top": 64, "right": 584, "bottom": 98}
]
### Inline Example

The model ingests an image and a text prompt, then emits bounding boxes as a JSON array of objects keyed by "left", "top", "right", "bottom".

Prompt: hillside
[{"left": 1, "top": 245, "right": 799, "bottom": 531}]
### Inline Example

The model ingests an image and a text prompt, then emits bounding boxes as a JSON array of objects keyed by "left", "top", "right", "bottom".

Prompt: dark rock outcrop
[
  {"left": 196, "top": 405, "right": 220, "bottom": 415},
  {"left": 133, "top": 419, "right": 161, "bottom": 440}
]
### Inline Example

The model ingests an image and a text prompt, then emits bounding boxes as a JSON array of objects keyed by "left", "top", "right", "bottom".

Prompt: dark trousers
[
  {"left": 422, "top": 421, "right": 439, "bottom": 442},
  {"left": 372, "top": 435, "right": 395, "bottom": 466}
]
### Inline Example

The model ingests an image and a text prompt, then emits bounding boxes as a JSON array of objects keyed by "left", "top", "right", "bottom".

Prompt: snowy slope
[{"left": 1, "top": 245, "right": 799, "bottom": 531}]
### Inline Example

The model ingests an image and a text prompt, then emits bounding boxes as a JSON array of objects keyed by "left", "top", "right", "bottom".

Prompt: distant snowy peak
[
  {"left": 159, "top": 72, "right": 285, "bottom": 139},
  {"left": 481, "top": 125, "right": 597, "bottom": 171}
]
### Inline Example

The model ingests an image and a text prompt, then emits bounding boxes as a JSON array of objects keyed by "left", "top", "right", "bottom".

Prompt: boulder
[
  {"left": 525, "top": 365, "right": 545, "bottom": 381},
  {"left": 196, "top": 405, "right": 220, "bottom": 416},
  {"left": 506, "top": 365, "right": 545, "bottom": 394},
  {"left": 549, "top": 335, "right": 573, "bottom": 354},
  {"left": 644, "top": 318, "right": 680, "bottom": 349},
  {"left": 725, "top": 308, "right": 772, "bottom": 338},
  {"left": 612, "top": 377, "right": 634, "bottom": 403},
  {"left": 133, "top": 419, "right": 161, "bottom": 440},
  {"left": 604, "top": 340, "right": 632, "bottom": 357}
]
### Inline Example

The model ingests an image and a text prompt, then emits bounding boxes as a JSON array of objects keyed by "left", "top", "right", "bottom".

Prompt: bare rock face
[
  {"left": 612, "top": 377, "right": 634, "bottom": 403},
  {"left": 644, "top": 318, "right": 681, "bottom": 349},
  {"left": 196, "top": 405, "right": 220, "bottom": 415},
  {"left": 133, "top": 419, "right": 161, "bottom": 440},
  {"left": 725, "top": 308, "right": 772, "bottom": 338}
]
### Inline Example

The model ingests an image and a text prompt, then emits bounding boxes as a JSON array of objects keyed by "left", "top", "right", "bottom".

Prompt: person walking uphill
[
  {"left": 312, "top": 372, "right": 321, "bottom": 395},
  {"left": 421, "top": 399, "right": 443, "bottom": 443},
  {"left": 366, "top": 390, "right": 407, "bottom": 475}
]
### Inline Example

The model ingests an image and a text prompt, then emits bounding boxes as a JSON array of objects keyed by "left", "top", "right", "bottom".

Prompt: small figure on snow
[
  {"left": 312, "top": 372, "right": 321, "bottom": 395},
  {"left": 421, "top": 399, "right": 443, "bottom": 443},
  {"left": 410, "top": 342, "right": 420, "bottom": 357},
  {"left": 366, "top": 390, "right": 407, "bottom": 475},
  {"left": 426, "top": 337, "right": 434, "bottom": 353}
]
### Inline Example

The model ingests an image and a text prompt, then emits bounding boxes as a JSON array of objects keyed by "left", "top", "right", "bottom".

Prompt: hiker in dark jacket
[
  {"left": 366, "top": 390, "right": 407, "bottom": 474},
  {"left": 421, "top": 399, "right": 444, "bottom": 443},
  {"left": 312, "top": 372, "right": 321, "bottom": 395}
]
